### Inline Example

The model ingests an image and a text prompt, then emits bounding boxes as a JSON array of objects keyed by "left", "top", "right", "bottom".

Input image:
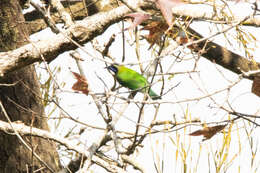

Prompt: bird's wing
[{"left": 117, "top": 69, "right": 148, "bottom": 91}]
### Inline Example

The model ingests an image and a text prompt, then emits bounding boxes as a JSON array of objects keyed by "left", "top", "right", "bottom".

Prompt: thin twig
[{"left": 0, "top": 101, "right": 55, "bottom": 173}]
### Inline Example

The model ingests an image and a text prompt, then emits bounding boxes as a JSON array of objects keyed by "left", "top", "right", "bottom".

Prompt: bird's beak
[{"left": 105, "top": 65, "right": 112, "bottom": 70}]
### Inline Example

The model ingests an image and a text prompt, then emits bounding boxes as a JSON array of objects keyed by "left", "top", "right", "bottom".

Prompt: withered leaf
[
  {"left": 189, "top": 124, "right": 227, "bottom": 141},
  {"left": 252, "top": 76, "right": 260, "bottom": 97},
  {"left": 142, "top": 21, "right": 168, "bottom": 49},
  {"left": 71, "top": 71, "right": 89, "bottom": 95}
]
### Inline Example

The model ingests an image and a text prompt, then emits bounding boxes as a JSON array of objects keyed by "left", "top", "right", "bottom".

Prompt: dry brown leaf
[
  {"left": 189, "top": 124, "right": 227, "bottom": 141},
  {"left": 252, "top": 76, "right": 260, "bottom": 97},
  {"left": 71, "top": 71, "right": 89, "bottom": 95},
  {"left": 142, "top": 21, "right": 168, "bottom": 48}
]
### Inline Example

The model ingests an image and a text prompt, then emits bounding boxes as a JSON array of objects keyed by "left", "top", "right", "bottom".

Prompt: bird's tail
[{"left": 149, "top": 89, "right": 161, "bottom": 100}]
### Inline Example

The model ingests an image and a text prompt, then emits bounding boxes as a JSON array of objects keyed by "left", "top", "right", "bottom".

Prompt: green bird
[{"left": 107, "top": 64, "right": 161, "bottom": 100}]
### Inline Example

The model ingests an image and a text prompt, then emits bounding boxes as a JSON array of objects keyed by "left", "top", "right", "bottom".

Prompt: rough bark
[{"left": 0, "top": 0, "right": 60, "bottom": 172}]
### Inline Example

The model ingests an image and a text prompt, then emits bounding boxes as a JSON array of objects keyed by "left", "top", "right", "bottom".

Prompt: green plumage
[{"left": 107, "top": 65, "right": 160, "bottom": 100}]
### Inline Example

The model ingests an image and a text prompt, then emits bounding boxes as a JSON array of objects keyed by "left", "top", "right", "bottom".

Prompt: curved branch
[
  {"left": 0, "top": 4, "right": 132, "bottom": 77},
  {"left": 0, "top": 120, "right": 127, "bottom": 173},
  {"left": 172, "top": 3, "right": 260, "bottom": 26}
]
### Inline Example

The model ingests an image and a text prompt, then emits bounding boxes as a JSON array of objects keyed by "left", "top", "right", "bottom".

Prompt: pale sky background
[{"left": 28, "top": 1, "right": 260, "bottom": 172}]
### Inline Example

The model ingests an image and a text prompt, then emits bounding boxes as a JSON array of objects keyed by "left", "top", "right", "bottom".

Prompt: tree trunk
[{"left": 0, "top": 0, "right": 61, "bottom": 172}]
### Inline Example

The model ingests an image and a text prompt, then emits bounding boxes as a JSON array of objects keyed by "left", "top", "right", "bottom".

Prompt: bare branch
[
  {"left": 0, "top": 101, "right": 55, "bottom": 173},
  {"left": 49, "top": 0, "right": 74, "bottom": 27},
  {"left": 0, "top": 119, "right": 127, "bottom": 173},
  {"left": 172, "top": 3, "right": 260, "bottom": 26},
  {"left": 121, "top": 155, "right": 147, "bottom": 173},
  {"left": 0, "top": 2, "right": 137, "bottom": 77}
]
